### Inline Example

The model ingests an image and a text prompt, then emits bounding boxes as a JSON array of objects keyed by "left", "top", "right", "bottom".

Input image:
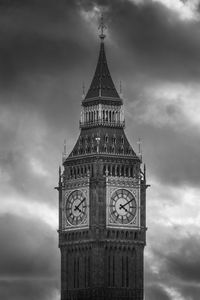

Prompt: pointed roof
[{"left": 83, "top": 39, "right": 122, "bottom": 104}]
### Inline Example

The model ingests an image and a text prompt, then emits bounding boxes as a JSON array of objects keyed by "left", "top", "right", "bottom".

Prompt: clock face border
[
  {"left": 66, "top": 190, "right": 87, "bottom": 226},
  {"left": 106, "top": 185, "right": 140, "bottom": 229},
  {"left": 62, "top": 187, "right": 89, "bottom": 231},
  {"left": 109, "top": 189, "right": 137, "bottom": 225}
]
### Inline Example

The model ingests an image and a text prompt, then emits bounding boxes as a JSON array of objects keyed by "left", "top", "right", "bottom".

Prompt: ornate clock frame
[
  {"left": 106, "top": 175, "right": 141, "bottom": 229},
  {"left": 62, "top": 176, "right": 90, "bottom": 231}
]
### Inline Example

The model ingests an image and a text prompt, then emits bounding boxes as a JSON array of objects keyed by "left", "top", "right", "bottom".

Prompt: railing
[{"left": 80, "top": 119, "right": 125, "bottom": 128}]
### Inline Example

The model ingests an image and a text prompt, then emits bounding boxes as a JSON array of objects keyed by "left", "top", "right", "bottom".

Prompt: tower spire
[
  {"left": 98, "top": 14, "right": 106, "bottom": 41},
  {"left": 83, "top": 14, "right": 121, "bottom": 102}
]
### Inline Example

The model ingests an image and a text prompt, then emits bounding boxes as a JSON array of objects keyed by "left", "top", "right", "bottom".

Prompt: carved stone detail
[{"left": 106, "top": 176, "right": 140, "bottom": 229}]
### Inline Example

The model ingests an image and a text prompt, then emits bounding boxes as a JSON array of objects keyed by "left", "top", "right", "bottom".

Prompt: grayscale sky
[{"left": 1, "top": 1, "right": 200, "bottom": 299}]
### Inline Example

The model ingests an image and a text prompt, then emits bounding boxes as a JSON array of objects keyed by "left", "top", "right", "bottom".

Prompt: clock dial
[
  {"left": 66, "top": 190, "right": 87, "bottom": 225},
  {"left": 110, "top": 189, "right": 137, "bottom": 224}
]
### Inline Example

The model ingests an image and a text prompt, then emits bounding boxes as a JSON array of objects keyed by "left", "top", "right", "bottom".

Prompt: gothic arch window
[
  {"left": 109, "top": 110, "right": 112, "bottom": 122},
  {"left": 87, "top": 146, "right": 90, "bottom": 153},
  {"left": 127, "top": 147, "right": 131, "bottom": 155},
  {"left": 108, "top": 165, "right": 111, "bottom": 176},
  {"left": 106, "top": 110, "right": 108, "bottom": 121},
  {"left": 117, "top": 166, "right": 120, "bottom": 176},
  {"left": 126, "top": 166, "right": 129, "bottom": 177},
  {"left": 103, "top": 165, "right": 106, "bottom": 175},
  {"left": 103, "top": 110, "right": 105, "bottom": 121},
  {"left": 105, "top": 134, "right": 108, "bottom": 143},
  {"left": 112, "top": 111, "right": 115, "bottom": 122},
  {"left": 116, "top": 111, "right": 118, "bottom": 122},
  {"left": 112, "top": 165, "right": 115, "bottom": 175},
  {"left": 112, "top": 135, "right": 116, "bottom": 144},
  {"left": 121, "top": 136, "right": 124, "bottom": 144},
  {"left": 121, "top": 166, "right": 124, "bottom": 176}
]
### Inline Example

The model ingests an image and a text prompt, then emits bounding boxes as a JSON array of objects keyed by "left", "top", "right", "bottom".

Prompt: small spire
[
  {"left": 62, "top": 139, "right": 67, "bottom": 163},
  {"left": 144, "top": 164, "right": 146, "bottom": 181},
  {"left": 119, "top": 80, "right": 123, "bottom": 97},
  {"left": 54, "top": 166, "right": 62, "bottom": 191},
  {"left": 82, "top": 81, "right": 85, "bottom": 99},
  {"left": 98, "top": 14, "right": 106, "bottom": 41},
  {"left": 120, "top": 80, "right": 122, "bottom": 94},
  {"left": 137, "top": 138, "right": 142, "bottom": 160},
  {"left": 59, "top": 166, "right": 61, "bottom": 186}
]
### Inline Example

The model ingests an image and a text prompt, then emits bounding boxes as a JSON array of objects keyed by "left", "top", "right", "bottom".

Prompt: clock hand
[
  {"left": 74, "top": 206, "right": 82, "bottom": 213},
  {"left": 74, "top": 198, "right": 86, "bottom": 211},
  {"left": 120, "top": 206, "right": 135, "bottom": 216},
  {"left": 119, "top": 198, "right": 133, "bottom": 210}
]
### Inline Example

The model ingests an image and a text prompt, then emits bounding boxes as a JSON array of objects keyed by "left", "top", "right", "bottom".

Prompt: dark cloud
[
  {"left": 131, "top": 121, "right": 200, "bottom": 187},
  {"left": 0, "top": 1, "right": 200, "bottom": 300},
  {"left": 0, "top": 0, "right": 93, "bottom": 88},
  {"left": 166, "top": 235, "right": 200, "bottom": 283},
  {"left": 0, "top": 214, "right": 59, "bottom": 299},
  {"left": 0, "top": 280, "right": 58, "bottom": 300},
  {"left": 144, "top": 232, "right": 200, "bottom": 300},
  {"left": 0, "top": 214, "right": 59, "bottom": 277},
  {"left": 79, "top": 0, "right": 200, "bottom": 83}
]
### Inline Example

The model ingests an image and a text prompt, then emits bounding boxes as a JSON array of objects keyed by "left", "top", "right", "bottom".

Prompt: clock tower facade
[{"left": 57, "top": 27, "right": 147, "bottom": 300}]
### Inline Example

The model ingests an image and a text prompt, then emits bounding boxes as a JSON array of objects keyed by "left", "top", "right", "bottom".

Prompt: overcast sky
[{"left": 1, "top": 0, "right": 200, "bottom": 299}]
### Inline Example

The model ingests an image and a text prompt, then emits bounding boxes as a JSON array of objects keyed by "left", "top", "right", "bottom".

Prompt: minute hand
[
  {"left": 74, "top": 198, "right": 86, "bottom": 211},
  {"left": 119, "top": 199, "right": 133, "bottom": 210}
]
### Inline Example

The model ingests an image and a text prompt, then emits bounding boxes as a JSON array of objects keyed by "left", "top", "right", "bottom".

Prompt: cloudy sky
[{"left": 1, "top": 0, "right": 200, "bottom": 299}]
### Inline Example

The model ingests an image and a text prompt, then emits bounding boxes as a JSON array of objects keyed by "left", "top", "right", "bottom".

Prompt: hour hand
[
  {"left": 119, "top": 199, "right": 133, "bottom": 210},
  {"left": 74, "top": 206, "right": 81, "bottom": 213}
]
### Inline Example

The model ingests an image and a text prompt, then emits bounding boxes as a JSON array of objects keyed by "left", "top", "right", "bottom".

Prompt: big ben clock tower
[{"left": 57, "top": 19, "right": 147, "bottom": 300}]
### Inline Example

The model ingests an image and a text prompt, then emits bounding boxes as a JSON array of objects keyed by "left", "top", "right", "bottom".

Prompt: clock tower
[{"left": 57, "top": 21, "right": 147, "bottom": 300}]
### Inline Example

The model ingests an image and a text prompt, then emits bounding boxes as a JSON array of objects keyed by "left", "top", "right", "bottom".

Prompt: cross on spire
[{"left": 98, "top": 14, "right": 106, "bottom": 41}]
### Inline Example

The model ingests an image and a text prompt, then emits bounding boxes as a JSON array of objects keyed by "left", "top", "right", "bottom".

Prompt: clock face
[
  {"left": 66, "top": 190, "right": 87, "bottom": 225},
  {"left": 110, "top": 189, "right": 137, "bottom": 224}
]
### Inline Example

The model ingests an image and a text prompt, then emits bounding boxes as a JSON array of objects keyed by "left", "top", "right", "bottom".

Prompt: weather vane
[{"left": 98, "top": 14, "right": 107, "bottom": 41}]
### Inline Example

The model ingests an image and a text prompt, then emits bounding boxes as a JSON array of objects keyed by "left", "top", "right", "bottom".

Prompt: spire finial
[
  {"left": 98, "top": 14, "right": 106, "bottom": 41},
  {"left": 62, "top": 139, "right": 67, "bottom": 163},
  {"left": 137, "top": 138, "right": 142, "bottom": 161},
  {"left": 82, "top": 81, "right": 85, "bottom": 99}
]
